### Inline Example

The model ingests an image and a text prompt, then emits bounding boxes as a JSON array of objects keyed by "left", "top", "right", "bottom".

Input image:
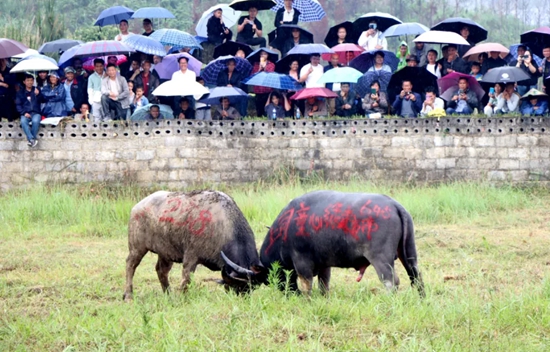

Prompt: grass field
[{"left": 1, "top": 180, "right": 550, "bottom": 351}]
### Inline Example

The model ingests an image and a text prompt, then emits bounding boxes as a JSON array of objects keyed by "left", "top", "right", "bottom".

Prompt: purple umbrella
[
  {"left": 438, "top": 72, "right": 485, "bottom": 102},
  {"left": 202, "top": 56, "right": 253, "bottom": 85},
  {"left": 153, "top": 53, "right": 203, "bottom": 80},
  {"left": 0, "top": 38, "right": 29, "bottom": 59},
  {"left": 349, "top": 50, "right": 398, "bottom": 73},
  {"left": 68, "top": 40, "right": 134, "bottom": 59}
]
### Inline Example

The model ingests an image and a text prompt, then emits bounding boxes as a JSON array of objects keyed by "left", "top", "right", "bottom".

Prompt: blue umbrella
[
  {"left": 150, "top": 29, "right": 202, "bottom": 50},
  {"left": 131, "top": 104, "right": 174, "bottom": 121},
  {"left": 94, "top": 6, "right": 134, "bottom": 27},
  {"left": 202, "top": 56, "right": 253, "bottom": 85},
  {"left": 199, "top": 87, "right": 249, "bottom": 105},
  {"left": 506, "top": 44, "right": 543, "bottom": 67},
  {"left": 131, "top": 7, "right": 175, "bottom": 19},
  {"left": 270, "top": 0, "right": 326, "bottom": 22},
  {"left": 243, "top": 72, "right": 303, "bottom": 90},
  {"left": 317, "top": 67, "right": 363, "bottom": 84},
  {"left": 39, "top": 39, "right": 83, "bottom": 54},
  {"left": 382, "top": 22, "right": 429, "bottom": 38},
  {"left": 287, "top": 43, "right": 334, "bottom": 55},
  {"left": 123, "top": 35, "right": 167, "bottom": 56},
  {"left": 349, "top": 50, "right": 399, "bottom": 73},
  {"left": 355, "top": 70, "right": 392, "bottom": 97}
]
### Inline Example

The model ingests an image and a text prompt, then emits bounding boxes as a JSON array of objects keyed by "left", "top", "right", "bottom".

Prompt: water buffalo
[
  {"left": 222, "top": 191, "right": 424, "bottom": 296},
  {"left": 123, "top": 190, "right": 263, "bottom": 301}
]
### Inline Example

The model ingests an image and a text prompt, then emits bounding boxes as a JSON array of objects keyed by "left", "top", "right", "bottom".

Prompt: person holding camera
[
  {"left": 236, "top": 7, "right": 266, "bottom": 48},
  {"left": 511, "top": 45, "right": 539, "bottom": 96},
  {"left": 392, "top": 80, "right": 422, "bottom": 118},
  {"left": 446, "top": 77, "right": 478, "bottom": 115},
  {"left": 483, "top": 83, "right": 503, "bottom": 117},
  {"left": 362, "top": 80, "right": 388, "bottom": 116},
  {"left": 357, "top": 20, "right": 387, "bottom": 51},
  {"left": 420, "top": 86, "right": 445, "bottom": 117}
]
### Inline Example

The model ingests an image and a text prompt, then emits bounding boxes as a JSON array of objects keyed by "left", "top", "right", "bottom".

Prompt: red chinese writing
[{"left": 158, "top": 197, "right": 213, "bottom": 236}]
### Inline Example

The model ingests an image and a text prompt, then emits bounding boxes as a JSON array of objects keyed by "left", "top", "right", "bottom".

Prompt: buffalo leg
[
  {"left": 370, "top": 257, "right": 398, "bottom": 292},
  {"left": 318, "top": 267, "right": 331, "bottom": 295},
  {"left": 297, "top": 275, "right": 313, "bottom": 297},
  {"left": 123, "top": 248, "right": 148, "bottom": 301},
  {"left": 180, "top": 255, "right": 199, "bottom": 292},
  {"left": 155, "top": 256, "right": 174, "bottom": 293}
]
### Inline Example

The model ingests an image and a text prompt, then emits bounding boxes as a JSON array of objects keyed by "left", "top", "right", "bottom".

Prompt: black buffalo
[{"left": 222, "top": 191, "right": 424, "bottom": 296}]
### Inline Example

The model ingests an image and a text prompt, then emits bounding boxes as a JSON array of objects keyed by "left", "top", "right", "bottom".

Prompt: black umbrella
[
  {"left": 520, "top": 27, "right": 550, "bottom": 58},
  {"left": 38, "top": 39, "right": 84, "bottom": 54},
  {"left": 353, "top": 12, "right": 402, "bottom": 33},
  {"left": 480, "top": 66, "right": 531, "bottom": 84},
  {"left": 229, "top": 0, "right": 275, "bottom": 11},
  {"left": 431, "top": 17, "right": 488, "bottom": 44},
  {"left": 324, "top": 21, "right": 358, "bottom": 48},
  {"left": 213, "top": 41, "right": 253, "bottom": 59},
  {"left": 268, "top": 25, "right": 314, "bottom": 52},
  {"left": 246, "top": 47, "right": 279, "bottom": 64},
  {"left": 275, "top": 54, "right": 310, "bottom": 74},
  {"left": 387, "top": 67, "right": 438, "bottom": 104}
]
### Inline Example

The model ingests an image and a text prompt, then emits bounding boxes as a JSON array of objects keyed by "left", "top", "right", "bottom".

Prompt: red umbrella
[
  {"left": 290, "top": 87, "right": 338, "bottom": 100},
  {"left": 462, "top": 43, "right": 509, "bottom": 61},
  {"left": 0, "top": 38, "right": 29, "bottom": 59},
  {"left": 322, "top": 43, "right": 364, "bottom": 64}
]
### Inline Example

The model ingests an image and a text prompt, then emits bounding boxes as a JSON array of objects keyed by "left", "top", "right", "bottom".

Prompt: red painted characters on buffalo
[{"left": 157, "top": 197, "right": 213, "bottom": 236}]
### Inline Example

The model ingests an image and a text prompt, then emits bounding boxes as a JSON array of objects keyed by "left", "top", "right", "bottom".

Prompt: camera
[
  {"left": 458, "top": 89, "right": 464, "bottom": 95},
  {"left": 368, "top": 23, "right": 376, "bottom": 30},
  {"left": 522, "top": 55, "right": 529, "bottom": 59}
]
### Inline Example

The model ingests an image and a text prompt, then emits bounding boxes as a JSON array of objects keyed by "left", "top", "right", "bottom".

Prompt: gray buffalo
[
  {"left": 222, "top": 191, "right": 424, "bottom": 296},
  {"left": 123, "top": 190, "right": 262, "bottom": 301}
]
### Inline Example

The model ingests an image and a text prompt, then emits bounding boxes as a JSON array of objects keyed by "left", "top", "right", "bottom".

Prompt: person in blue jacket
[
  {"left": 15, "top": 74, "right": 42, "bottom": 147},
  {"left": 392, "top": 80, "right": 422, "bottom": 117},
  {"left": 41, "top": 71, "right": 66, "bottom": 117},
  {"left": 520, "top": 89, "right": 548, "bottom": 116}
]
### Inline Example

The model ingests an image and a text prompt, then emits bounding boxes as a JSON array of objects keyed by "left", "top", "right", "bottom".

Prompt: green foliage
[{"left": 73, "top": 26, "right": 120, "bottom": 42}]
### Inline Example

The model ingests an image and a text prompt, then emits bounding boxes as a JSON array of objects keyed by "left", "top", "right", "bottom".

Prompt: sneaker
[
  {"left": 27, "top": 140, "right": 32, "bottom": 147},
  {"left": 30, "top": 139, "right": 38, "bottom": 148}
]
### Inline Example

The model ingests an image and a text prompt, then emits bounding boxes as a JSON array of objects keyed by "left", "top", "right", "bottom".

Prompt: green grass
[{"left": 1, "top": 180, "right": 550, "bottom": 351}]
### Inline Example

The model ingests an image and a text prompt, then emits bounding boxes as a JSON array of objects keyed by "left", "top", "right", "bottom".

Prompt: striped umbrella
[
  {"left": 123, "top": 35, "right": 167, "bottom": 56},
  {"left": 202, "top": 56, "right": 253, "bottom": 85},
  {"left": 243, "top": 72, "right": 303, "bottom": 90},
  {"left": 150, "top": 29, "right": 203, "bottom": 50},
  {"left": 82, "top": 55, "right": 127, "bottom": 71},
  {"left": 270, "top": 0, "right": 325, "bottom": 22}
]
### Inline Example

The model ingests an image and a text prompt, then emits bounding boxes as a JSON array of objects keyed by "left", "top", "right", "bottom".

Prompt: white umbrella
[
  {"left": 152, "top": 80, "right": 209, "bottom": 99},
  {"left": 413, "top": 30, "right": 470, "bottom": 45},
  {"left": 10, "top": 57, "right": 59, "bottom": 73},
  {"left": 12, "top": 48, "right": 40, "bottom": 59},
  {"left": 195, "top": 5, "right": 241, "bottom": 38}
]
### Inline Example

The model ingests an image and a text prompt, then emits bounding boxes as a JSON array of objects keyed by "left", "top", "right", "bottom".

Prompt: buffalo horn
[{"left": 221, "top": 251, "right": 255, "bottom": 276}]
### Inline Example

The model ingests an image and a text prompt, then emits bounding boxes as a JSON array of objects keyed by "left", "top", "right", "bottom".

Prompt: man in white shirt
[
  {"left": 114, "top": 20, "right": 133, "bottom": 41},
  {"left": 357, "top": 20, "right": 387, "bottom": 51},
  {"left": 421, "top": 87, "right": 445, "bottom": 117},
  {"left": 299, "top": 54, "right": 324, "bottom": 88},
  {"left": 495, "top": 83, "right": 520, "bottom": 114},
  {"left": 171, "top": 57, "right": 197, "bottom": 83}
]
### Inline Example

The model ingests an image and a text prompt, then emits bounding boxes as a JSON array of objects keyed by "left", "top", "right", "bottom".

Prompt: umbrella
[
  {"left": 202, "top": 56, "right": 253, "bottom": 85},
  {"left": 462, "top": 43, "right": 509, "bottom": 61},
  {"left": 480, "top": 66, "right": 531, "bottom": 84},
  {"left": 506, "top": 44, "right": 543, "bottom": 67},
  {"left": 317, "top": 67, "right": 363, "bottom": 84},
  {"left": 94, "top": 6, "right": 134, "bottom": 27},
  {"left": 437, "top": 72, "right": 485, "bottom": 102},
  {"left": 270, "top": 0, "right": 326, "bottom": 22},
  {"left": 229, "top": 0, "right": 276, "bottom": 11},
  {"left": 520, "top": 27, "right": 550, "bottom": 58},
  {"left": 290, "top": 87, "right": 337, "bottom": 100},
  {"left": 131, "top": 7, "right": 175, "bottom": 19},
  {"left": 349, "top": 50, "right": 399, "bottom": 73},
  {"left": 64, "top": 41, "right": 134, "bottom": 60},
  {"left": 131, "top": 104, "right": 174, "bottom": 121},
  {"left": 353, "top": 12, "right": 402, "bottom": 33},
  {"left": 10, "top": 57, "right": 59, "bottom": 73},
  {"left": 243, "top": 72, "right": 302, "bottom": 90},
  {"left": 0, "top": 38, "right": 29, "bottom": 59},
  {"left": 214, "top": 41, "right": 253, "bottom": 59},
  {"left": 150, "top": 29, "right": 203, "bottom": 50},
  {"left": 355, "top": 70, "right": 392, "bottom": 97},
  {"left": 153, "top": 53, "right": 203, "bottom": 79},
  {"left": 83, "top": 55, "right": 127, "bottom": 71},
  {"left": 274, "top": 54, "right": 310, "bottom": 73},
  {"left": 269, "top": 25, "right": 314, "bottom": 52},
  {"left": 20, "top": 54, "right": 58, "bottom": 66},
  {"left": 199, "top": 86, "right": 248, "bottom": 105},
  {"left": 11, "top": 49, "right": 40, "bottom": 60},
  {"left": 246, "top": 47, "right": 279, "bottom": 64},
  {"left": 324, "top": 21, "right": 358, "bottom": 47},
  {"left": 431, "top": 17, "right": 487, "bottom": 44},
  {"left": 196, "top": 5, "right": 241, "bottom": 38},
  {"left": 38, "top": 39, "right": 83, "bottom": 54},
  {"left": 382, "top": 22, "right": 429, "bottom": 38},
  {"left": 322, "top": 43, "right": 364, "bottom": 64},
  {"left": 520, "top": 88, "right": 547, "bottom": 100},
  {"left": 153, "top": 81, "right": 210, "bottom": 98},
  {"left": 288, "top": 43, "right": 333, "bottom": 56},
  {"left": 123, "top": 35, "right": 167, "bottom": 56},
  {"left": 413, "top": 30, "right": 470, "bottom": 45},
  {"left": 387, "top": 66, "right": 438, "bottom": 103}
]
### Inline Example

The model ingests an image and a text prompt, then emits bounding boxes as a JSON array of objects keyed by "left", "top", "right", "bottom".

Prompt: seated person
[
  {"left": 236, "top": 7, "right": 266, "bottom": 48},
  {"left": 178, "top": 97, "right": 196, "bottom": 119},
  {"left": 213, "top": 97, "right": 241, "bottom": 120},
  {"left": 494, "top": 83, "right": 520, "bottom": 115},
  {"left": 74, "top": 103, "right": 92, "bottom": 122},
  {"left": 195, "top": 77, "right": 212, "bottom": 121},
  {"left": 265, "top": 91, "right": 291, "bottom": 120},
  {"left": 446, "top": 77, "right": 478, "bottom": 115},
  {"left": 406, "top": 55, "right": 418, "bottom": 67},
  {"left": 101, "top": 63, "right": 131, "bottom": 121},
  {"left": 483, "top": 83, "right": 503, "bottom": 117},
  {"left": 282, "top": 28, "right": 312, "bottom": 57},
  {"left": 367, "top": 51, "right": 392, "bottom": 73},
  {"left": 41, "top": 71, "right": 66, "bottom": 117},
  {"left": 392, "top": 80, "right": 422, "bottom": 118},
  {"left": 362, "top": 80, "right": 388, "bottom": 115},
  {"left": 304, "top": 97, "right": 328, "bottom": 118},
  {"left": 207, "top": 8, "right": 232, "bottom": 45},
  {"left": 144, "top": 104, "right": 164, "bottom": 120},
  {"left": 274, "top": 0, "right": 300, "bottom": 28},
  {"left": 15, "top": 74, "right": 42, "bottom": 148},
  {"left": 420, "top": 86, "right": 445, "bottom": 117},
  {"left": 335, "top": 83, "right": 356, "bottom": 117},
  {"left": 131, "top": 85, "right": 149, "bottom": 113},
  {"left": 470, "top": 62, "right": 483, "bottom": 81},
  {"left": 520, "top": 94, "right": 548, "bottom": 116}
]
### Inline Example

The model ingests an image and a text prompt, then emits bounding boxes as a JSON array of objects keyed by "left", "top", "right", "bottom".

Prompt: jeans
[
  {"left": 101, "top": 95, "right": 127, "bottom": 121},
  {"left": 20, "top": 113, "right": 41, "bottom": 142},
  {"left": 91, "top": 101, "right": 104, "bottom": 123},
  {"left": 237, "top": 36, "right": 267, "bottom": 48},
  {"left": 196, "top": 108, "right": 212, "bottom": 120},
  {"left": 237, "top": 98, "right": 248, "bottom": 118},
  {"left": 516, "top": 85, "right": 537, "bottom": 97},
  {"left": 446, "top": 106, "right": 473, "bottom": 115}
]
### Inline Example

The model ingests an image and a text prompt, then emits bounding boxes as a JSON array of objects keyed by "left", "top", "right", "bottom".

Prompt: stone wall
[{"left": 1, "top": 117, "right": 549, "bottom": 190}]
